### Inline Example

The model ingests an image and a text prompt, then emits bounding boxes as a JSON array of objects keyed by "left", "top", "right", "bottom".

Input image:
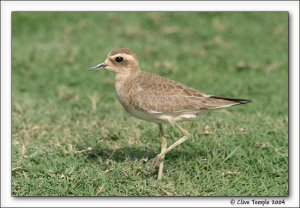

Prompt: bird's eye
[{"left": 115, "top": 56, "right": 123, "bottom": 63}]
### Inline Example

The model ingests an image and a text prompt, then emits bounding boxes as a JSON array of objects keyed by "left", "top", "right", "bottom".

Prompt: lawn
[{"left": 12, "top": 12, "right": 288, "bottom": 196}]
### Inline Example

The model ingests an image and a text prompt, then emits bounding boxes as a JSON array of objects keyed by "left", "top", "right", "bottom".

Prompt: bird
[{"left": 89, "top": 48, "right": 251, "bottom": 180}]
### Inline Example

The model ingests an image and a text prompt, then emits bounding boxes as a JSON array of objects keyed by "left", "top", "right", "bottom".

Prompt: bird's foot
[{"left": 146, "top": 154, "right": 163, "bottom": 172}]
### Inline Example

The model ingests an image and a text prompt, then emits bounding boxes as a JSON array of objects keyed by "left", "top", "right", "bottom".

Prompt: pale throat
[{"left": 114, "top": 69, "right": 139, "bottom": 93}]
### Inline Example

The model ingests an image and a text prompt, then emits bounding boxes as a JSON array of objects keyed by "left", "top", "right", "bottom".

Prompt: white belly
[{"left": 124, "top": 105, "right": 199, "bottom": 123}]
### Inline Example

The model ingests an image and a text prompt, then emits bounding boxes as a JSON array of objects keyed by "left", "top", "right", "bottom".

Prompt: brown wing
[{"left": 130, "top": 72, "right": 251, "bottom": 113}]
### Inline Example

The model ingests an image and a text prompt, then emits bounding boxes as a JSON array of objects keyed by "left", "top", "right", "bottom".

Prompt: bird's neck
[{"left": 115, "top": 70, "right": 140, "bottom": 93}]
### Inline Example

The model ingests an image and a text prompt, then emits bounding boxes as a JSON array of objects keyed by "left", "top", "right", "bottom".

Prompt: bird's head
[{"left": 89, "top": 48, "right": 140, "bottom": 76}]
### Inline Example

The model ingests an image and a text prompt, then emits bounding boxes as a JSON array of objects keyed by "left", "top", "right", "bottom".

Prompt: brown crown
[{"left": 109, "top": 48, "right": 138, "bottom": 60}]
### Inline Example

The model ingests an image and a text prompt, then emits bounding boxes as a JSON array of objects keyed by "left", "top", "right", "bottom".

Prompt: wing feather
[
  {"left": 130, "top": 72, "right": 212, "bottom": 113},
  {"left": 128, "top": 72, "right": 250, "bottom": 113}
]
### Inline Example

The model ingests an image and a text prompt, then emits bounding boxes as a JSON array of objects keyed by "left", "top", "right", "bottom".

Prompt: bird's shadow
[
  {"left": 85, "top": 144, "right": 157, "bottom": 162},
  {"left": 83, "top": 137, "right": 207, "bottom": 163}
]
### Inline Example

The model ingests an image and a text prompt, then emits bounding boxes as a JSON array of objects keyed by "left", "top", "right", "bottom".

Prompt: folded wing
[{"left": 131, "top": 72, "right": 251, "bottom": 113}]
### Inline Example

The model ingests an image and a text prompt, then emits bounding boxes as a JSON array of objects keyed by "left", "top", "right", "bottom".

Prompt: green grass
[{"left": 12, "top": 12, "right": 288, "bottom": 196}]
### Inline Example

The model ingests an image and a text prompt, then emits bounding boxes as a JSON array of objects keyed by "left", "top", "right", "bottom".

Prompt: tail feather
[
  {"left": 210, "top": 96, "right": 252, "bottom": 105},
  {"left": 203, "top": 96, "right": 252, "bottom": 110}
]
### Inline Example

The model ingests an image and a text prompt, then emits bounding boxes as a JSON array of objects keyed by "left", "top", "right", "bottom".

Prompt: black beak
[{"left": 88, "top": 63, "right": 108, "bottom": 71}]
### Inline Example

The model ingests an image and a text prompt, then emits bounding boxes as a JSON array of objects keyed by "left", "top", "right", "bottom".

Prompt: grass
[{"left": 12, "top": 12, "right": 288, "bottom": 196}]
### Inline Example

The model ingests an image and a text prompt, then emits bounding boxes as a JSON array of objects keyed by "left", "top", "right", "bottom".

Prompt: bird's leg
[
  {"left": 148, "top": 121, "right": 190, "bottom": 172},
  {"left": 157, "top": 123, "right": 167, "bottom": 181}
]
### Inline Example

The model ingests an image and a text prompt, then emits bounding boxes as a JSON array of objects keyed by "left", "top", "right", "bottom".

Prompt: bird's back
[{"left": 116, "top": 71, "right": 250, "bottom": 117}]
